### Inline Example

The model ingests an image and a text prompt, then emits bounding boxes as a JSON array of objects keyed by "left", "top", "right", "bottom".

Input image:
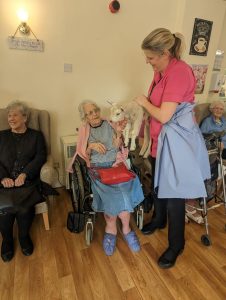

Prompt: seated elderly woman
[
  {"left": 0, "top": 100, "right": 47, "bottom": 262},
  {"left": 200, "top": 100, "right": 226, "bottom": 158},
  {"left": 186, "top": 100, "right": 226, "bottom": 224},
  {"left": 69, "top": 100, "right": 144, "bottom": 256}
]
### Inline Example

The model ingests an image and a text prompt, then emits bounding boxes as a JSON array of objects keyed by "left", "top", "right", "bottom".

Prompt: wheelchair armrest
[{"left": 40, "top": 155, "right": 55, "bottom": 185}]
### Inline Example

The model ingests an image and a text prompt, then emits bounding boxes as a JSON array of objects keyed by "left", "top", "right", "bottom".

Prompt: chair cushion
[{"left": 0, "top": 109, "right": 8, "bottom": 130}]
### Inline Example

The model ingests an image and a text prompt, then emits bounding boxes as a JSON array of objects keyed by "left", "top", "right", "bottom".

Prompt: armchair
[{"left": 0, "top": 107, "right": 55, "bottom": 230}]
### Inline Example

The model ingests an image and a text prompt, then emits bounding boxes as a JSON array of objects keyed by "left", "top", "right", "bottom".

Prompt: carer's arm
[{"left": 134, "top": 96, "right": 178, "bottom": 124}]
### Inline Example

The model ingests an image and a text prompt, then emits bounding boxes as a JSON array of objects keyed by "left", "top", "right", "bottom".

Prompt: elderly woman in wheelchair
[
  {"left": 200, "top": 100, "right": 226, "bottom": 158},
  {"left": 0, "top": 100, "right": 47, "bottom": 262},
  {"left": 68, "top": 100, "right": 144, "bottom": 256},
  {"left": 186, "top": 100, "right": 226, "bottom": 224}
]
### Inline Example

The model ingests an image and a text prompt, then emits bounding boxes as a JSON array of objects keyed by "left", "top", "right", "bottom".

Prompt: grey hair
[
  {"left": 209, "top": 100, "right": 225, "bottom": 112},
  {"left": 141, "top": 28, "right": 185, "bottom": 59},
  {"left": 6, "top": 100, "right": 29, "bottom": 117},
  {"left": 78, "top": 100, "right": 100, "bottom": 121}
]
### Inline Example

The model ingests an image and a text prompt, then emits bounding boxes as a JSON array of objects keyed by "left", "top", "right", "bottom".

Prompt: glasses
[
  {"left": 213, "top": 107, "right": 224, "bottom": 111},
  {"left": 85, "top": 108, "right": 100, "bottom": 117}
]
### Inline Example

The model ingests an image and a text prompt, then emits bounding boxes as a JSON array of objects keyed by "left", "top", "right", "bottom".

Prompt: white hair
[
  {"left": 6, "top": 100, "right": 29, "bottom": 117},
  {"left": 78, "top": 100, "right": 100, "bottom": 121},
  {"left": 209, "top": 100, "right": 225, "bottom": 112}
]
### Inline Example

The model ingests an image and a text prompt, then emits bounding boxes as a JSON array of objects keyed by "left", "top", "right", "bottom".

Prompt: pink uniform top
[{"left": 148, "top": 58, "right": 196, "bottom": 157}]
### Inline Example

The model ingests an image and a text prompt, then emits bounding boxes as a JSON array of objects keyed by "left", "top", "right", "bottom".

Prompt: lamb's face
[{"left": 110, "top": 105, "right": 125, "bottom": 122}]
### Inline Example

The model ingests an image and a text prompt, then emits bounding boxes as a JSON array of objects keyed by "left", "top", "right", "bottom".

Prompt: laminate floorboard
[{"left": 0, "top": 188, "right": 226, "bottom": 300}]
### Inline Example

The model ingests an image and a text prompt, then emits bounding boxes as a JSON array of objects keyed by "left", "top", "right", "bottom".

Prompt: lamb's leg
[
  {"left": 123, "top": 123, "right": 131, "bottom": 147},
  {"left": 143, "top": 140, "right": 152, "bottom": 158},
  {"left": 130, "top": 112, "right": 143, "bottom": 151},
  {"left": 130, "top": 134, "right": 136, "bottom": 151},
  {"left": 139, "top": 121, "right": 150, "bottom": 156},
  {"left": 143, "top": 121, "right": 152, "bottom": 158}
]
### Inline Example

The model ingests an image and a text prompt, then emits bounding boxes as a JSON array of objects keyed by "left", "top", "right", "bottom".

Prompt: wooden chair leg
[{"left": 42, "top": 211, "right": 50, "bottom": 230}]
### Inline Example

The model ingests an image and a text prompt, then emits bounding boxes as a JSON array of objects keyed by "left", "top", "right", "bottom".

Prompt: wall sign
[
  {"left": 8, "top": 36, "right": 44, "bottom": 52},
  {"left": 189, "top": 18, "right": 213, "bottom": 56}
]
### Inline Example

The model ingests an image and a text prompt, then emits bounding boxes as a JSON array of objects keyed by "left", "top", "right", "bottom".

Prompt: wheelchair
[
  {"left": 186, "top": 131, "right": 226, "bottom": 246},
  {"left": 69, "top": 155, "right": 95, "bottom": 246},
  {"left": 127, "top": 149, "right": 153, "bottom": 229},
  {"left": 68, "top": 150, "right": 152, "bottom": 245}
]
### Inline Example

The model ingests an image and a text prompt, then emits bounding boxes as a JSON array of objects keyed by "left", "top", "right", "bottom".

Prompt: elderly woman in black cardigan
[{"left": 0, "top": 100, "right": 47, "bottom": 262}]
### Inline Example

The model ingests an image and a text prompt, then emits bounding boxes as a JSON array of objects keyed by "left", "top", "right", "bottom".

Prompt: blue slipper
[
  {"left": 124, "top": 230, "right": 140, "bottom": 252},
  {"left": 103, "top": 233, "right": 117, "bottom": 256}
]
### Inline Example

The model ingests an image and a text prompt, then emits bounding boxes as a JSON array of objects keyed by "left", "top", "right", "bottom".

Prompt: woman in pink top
[{"left": 135, "top": 28, "right": 201, "bottom": 269}]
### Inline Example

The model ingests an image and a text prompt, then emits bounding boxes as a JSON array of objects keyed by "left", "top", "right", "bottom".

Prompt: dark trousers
[
  {"left": 0, "top": 207, "right": 35, "bottom": 242},
  {"left": 151, "top": 157, "right": 185, "bottom": 251},
  {"left": 222, "top": 149, "right": 226, "bottom": 159}
]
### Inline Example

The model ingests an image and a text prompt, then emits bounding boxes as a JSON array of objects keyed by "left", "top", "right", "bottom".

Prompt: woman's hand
[
  {"left": 88, "top": 142, "right": 106, "bottom": 154},
  {"left": 14, "top": 173, "right": 26, "bottom": 187},
  {"left": 134, "top": 95, "right": 149, "bottom": 108},
  {"left": 1, "top": 178, "right": 14, "bottom": 188}
]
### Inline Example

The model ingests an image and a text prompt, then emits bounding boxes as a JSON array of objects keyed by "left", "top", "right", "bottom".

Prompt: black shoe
[
  {"left": 141, "top": 221, "right": 166, "bottom": 235},
  {"left": 158, "top": 247, "right": 184, "bottom": 269},
  {"left": 19, "top": 235, "right": 34, "bottom": 256},
  {"left": 1, "top": 239, "right": 14, "bottom": 262}
]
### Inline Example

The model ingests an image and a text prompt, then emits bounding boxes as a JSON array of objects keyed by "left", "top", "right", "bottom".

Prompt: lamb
[{"left": 109, "top": 101, "right": 151, "bottom": 157}]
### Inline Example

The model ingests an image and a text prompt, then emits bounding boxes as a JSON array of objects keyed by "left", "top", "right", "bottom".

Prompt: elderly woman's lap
[
  {"left": 91, "top": 175, "right": 143, "bottom": 216},
  {"left": 0, "top": 183, "right": 43, "bottom": 215}
]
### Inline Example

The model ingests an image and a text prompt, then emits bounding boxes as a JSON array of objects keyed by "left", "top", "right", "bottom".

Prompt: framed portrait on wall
[
  {"left": 191, "top": 64, "right": 208, "bottom": 94},
  {"left": 189, "top": 18, "right": 213, "bottom": 56}
]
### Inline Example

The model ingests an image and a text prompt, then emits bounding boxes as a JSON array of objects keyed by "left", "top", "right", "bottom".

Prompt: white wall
[{"left": 0, "top": 0, "right": 226, "bottom": 180}]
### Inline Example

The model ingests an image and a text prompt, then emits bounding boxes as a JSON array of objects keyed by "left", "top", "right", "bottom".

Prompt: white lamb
[{"left": 109, "top": 101, "right": 151, "bottom": 157}]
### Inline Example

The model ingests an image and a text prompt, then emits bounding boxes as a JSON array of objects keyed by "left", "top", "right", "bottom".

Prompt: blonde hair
[
  {"left": 209, "top": 100, "right": 225, "bottom": 112},
  {"left": 141, "top": 28, "right": 185, "bottom": 59},
  {"left": 78, "top": 100, "right": 100, "bottom": 121}
]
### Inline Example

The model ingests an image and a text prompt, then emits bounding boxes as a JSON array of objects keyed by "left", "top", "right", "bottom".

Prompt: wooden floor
[{"left": 0, "top": 188, "right": 226, "bottom": 300}]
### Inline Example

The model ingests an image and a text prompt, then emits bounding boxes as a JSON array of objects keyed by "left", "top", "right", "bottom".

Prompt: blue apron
[{"left": 154, "top": 102, "right": 211, "bottom": 198}]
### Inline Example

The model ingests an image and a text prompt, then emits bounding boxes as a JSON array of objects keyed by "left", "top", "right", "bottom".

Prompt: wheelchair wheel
[
  {"left": 137, "top": 213, "right": 143, "bottom": 230},
  {"left": 201, "top": 234, "right": 212, "bottom": 246},
  {"left": 85, "top": 218, "right": 93, "bottom": 246},
  {"left": 70, "top": 159, "right": 85, "bottom": 212},
  {"left": 136, "top": 206, "right": 144, "bottom": 230}
]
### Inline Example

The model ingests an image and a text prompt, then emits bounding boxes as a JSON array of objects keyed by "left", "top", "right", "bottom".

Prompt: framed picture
[
  {"left": 189, "top": 18, "right": 213, "bottom": 56},
  {"left": 191, "top": 64, "right": 208, "bottom": 94}
]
